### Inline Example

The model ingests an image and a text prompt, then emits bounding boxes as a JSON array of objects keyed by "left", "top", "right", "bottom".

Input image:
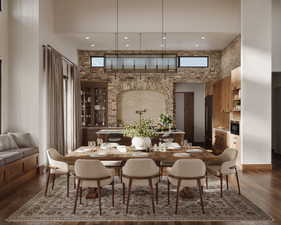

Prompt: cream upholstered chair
[
  {"left": 73, "top": 159, "right": 114, "bottom": 215},
  {"left": 122, "top": 158, "right": 159, "bottom": 214},
  {"left": 206, "top": 148, "right": 240, "bottom": 197},
  {"left": 45, "top": 148, "right": 71, "bottom": 197},
  {"left": 167, "top": 159, "right": 206, "bottom": 214}
]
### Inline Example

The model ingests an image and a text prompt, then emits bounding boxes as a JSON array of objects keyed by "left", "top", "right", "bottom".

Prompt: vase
[{"left": 132, "top": 137, "right": 151, "bottom": 150}]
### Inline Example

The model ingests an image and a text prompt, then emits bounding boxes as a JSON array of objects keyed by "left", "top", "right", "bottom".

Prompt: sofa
[{"left": 0, "top": 133, "right": 39, "bottom": 195}]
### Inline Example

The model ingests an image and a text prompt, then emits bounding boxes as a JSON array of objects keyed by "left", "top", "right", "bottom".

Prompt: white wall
[
  {"left": 272, "top": 0, "right": 281, "bottom": 72},
  {"left": 176, "top": 83, "right": 205, "bottom": 143},
  {"left": 241, "top": 0, "right": 272, "bottom": 165},
  {"left": 0, "top": 0, "right": 9, "bottom": 131},
  {"left": 54, "top": 0, "right": 240, "bottom": 33}
]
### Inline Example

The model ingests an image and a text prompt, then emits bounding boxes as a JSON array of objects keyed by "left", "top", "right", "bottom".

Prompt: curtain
[{"left": 45, "top": 47, "right": 65, "bottom": 155}]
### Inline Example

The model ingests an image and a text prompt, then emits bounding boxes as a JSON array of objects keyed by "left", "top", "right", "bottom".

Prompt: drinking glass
[{"left": 183, "top": 140, "right": 189, "bottom": 150}]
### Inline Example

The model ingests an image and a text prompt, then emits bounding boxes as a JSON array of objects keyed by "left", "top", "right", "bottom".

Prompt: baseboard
[{"left": 241, "top": 164, "right": 272, "bottom": 171}]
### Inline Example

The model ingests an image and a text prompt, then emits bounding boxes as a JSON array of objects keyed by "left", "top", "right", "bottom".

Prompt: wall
[
  {"left": 54, "top": 0, "right": 240, "bottom": 33},
  {"left": 272, "top": 0, "right": 281, "bottom": 72},
  {"left": 0, "top": 0, "right": 8, "bottom": 131},
  {"left": 221, "top": 35, "right": 241, "bottom": 77},
  {"left": 175, "top": 83, "right": 205, "bottom": 143},
  {"left": 241, "top": 0, "right": 272, "bottom": 165}
]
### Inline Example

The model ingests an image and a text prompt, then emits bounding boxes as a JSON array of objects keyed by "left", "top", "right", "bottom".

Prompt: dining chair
[
  {"left": 73, "top": 159, "right": 114, "bottom": 215},
  {"left": 45, "top": 148, "right": 71, "bottom": 197},
  {"left": 206, "top": 148, "right": 240, "bottom": 197},
  {"left": 122, "top": 158, "right": 159, "bottom": 214},
  {"left": 167, "top": 159, "right": 206, "bottom": 214}
]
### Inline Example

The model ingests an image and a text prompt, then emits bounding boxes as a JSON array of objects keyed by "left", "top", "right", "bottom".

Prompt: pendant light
[{"left": 114, "top": 0, "right": 119, "bottom": 79}]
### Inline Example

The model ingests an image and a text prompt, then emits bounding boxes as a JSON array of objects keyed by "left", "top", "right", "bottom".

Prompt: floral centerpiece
[
  {"left": 123, "top": 119, "right": 157, "bottom": 150},
  {"left": 158, "top": 113, "right": 173, "bottom": 131}
]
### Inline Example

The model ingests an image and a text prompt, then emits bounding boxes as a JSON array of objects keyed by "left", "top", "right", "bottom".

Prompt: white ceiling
[{"left": 58, "top": 32, "right": 239, "bottom": 51}]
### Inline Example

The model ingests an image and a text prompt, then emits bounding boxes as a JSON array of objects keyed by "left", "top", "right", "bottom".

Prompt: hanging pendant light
[
  {"left": 114, "top": 0, "right": 119, "bottom": 79},
  {"left": 139, "top": 32, "right": 142, "bottom": 80}
]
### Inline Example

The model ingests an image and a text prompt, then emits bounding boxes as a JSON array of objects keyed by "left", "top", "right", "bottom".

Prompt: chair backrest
[
  {"left": 122, "top": 158, "right": 159, "bottom": 177},
  {"left": 170, "top": 159, "right": 206, "bottom": 178},
  {"left": 46, "top": 148, "right": 64, "bottom": 166},
  {"left": 218, "top": 148, "right": 238, "bottom": 163},
  {"left": 75, "top": 159, "right": 111, "bottom": 179}
]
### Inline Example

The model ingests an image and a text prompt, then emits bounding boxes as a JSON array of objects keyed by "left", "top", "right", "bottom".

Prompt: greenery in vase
[
  {"left": 123, "top": 119, "right": 157, "bottom": 138},
  {"left": 159, "top": 113, "right": 173, "bottom": 128}
]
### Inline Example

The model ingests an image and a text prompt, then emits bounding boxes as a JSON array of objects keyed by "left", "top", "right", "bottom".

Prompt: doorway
[{"left": 175, "top": 92, "right": 194, "bottom": 143}]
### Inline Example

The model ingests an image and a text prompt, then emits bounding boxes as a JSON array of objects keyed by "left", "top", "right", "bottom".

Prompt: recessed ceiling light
[
  {"left": 201, "top": 36, "right": 206, "bottom": 40},
  {"left": 162, "top": 36, "right": 167, "bottom": 40},
  {"left": 195, "top": 44, "right": 200, "bottom": 47},
  {"left": 125, "top": 44, "right": 130, "bottom": 47},
  {"left": 90, "top": 44, "right": 95, "bottom": 47},
  {"left": 124, "top": 36, "right": 129, "bottom": 40},
  {"left": 85, "top": 36, "right": 91, "bottom": 40}
]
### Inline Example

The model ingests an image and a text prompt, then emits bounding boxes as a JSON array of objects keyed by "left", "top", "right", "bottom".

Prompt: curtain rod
[{"left": 42, "top": 44, "right": 77, "bottom": 67}]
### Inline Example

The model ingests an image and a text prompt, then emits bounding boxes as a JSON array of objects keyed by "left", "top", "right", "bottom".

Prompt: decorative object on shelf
[
  {"left": 159, "top": 113, "right": 173, "bottom": 131},
  {"left": 123, "top": 119, "right": 157, "bottom": 150}
]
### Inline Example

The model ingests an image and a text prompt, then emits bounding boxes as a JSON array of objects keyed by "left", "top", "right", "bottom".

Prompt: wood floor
[{"left": 1, "top": 164, "right": 281, "bottom": 225}]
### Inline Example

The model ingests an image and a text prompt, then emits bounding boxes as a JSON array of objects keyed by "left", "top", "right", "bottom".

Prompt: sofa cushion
[
  {"left": 0, "top": 134, "right": 19, "bottom": 151},
  {"left": 16, "top": 147, "right": 38, "bottom": 157},
  {"left": 0, "top": 151, "right": 23, "bottom": 165},
  {"left": 8, "top": 133, "right": 35, "bottom": 148}
]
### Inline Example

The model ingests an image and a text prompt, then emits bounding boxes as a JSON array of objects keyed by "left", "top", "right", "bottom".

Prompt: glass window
[
  {"left": 91, "top": 56, "right": 105, "bottom": 67},
  {"left": 179, "top": 56, "right": 209, "bottom": 68}
]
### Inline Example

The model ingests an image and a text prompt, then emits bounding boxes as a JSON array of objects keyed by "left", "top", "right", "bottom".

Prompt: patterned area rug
[{"left": 7, "top": 176, "right": 271, "bottom": 222}]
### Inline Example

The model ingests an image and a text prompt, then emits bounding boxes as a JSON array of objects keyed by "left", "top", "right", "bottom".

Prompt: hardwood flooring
[{"left": 1, "top": 166, "right": 281, "bottom": 225}]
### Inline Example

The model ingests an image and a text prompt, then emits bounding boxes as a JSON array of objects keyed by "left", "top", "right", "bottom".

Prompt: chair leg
[
  {"left": 112, "top": 178, "right": 115, "bottom": 207},
  {"left": 44, "top": 169, "right": 50, "bottom": 196},
  {"left": 205, "top": 171, "right": 208, "bottom": 189},
  {"left": 155, "top": 183, "right": 159, "bottom": 205},
  {"left": 97, "top": 181, "right": 102, "bottom": 215},
  {"left": 79, "top": 187, "right": 82, "bottom": 204},
  {"left": 126, "top": 178, "right": 132, "bottom": 214},
  {"left": 122, "top": 182, "right": 126, "bottom": 204},
  {"left": 235, "top": 167, "right": 241, "bottom": 195},
  {"left": 73, "top": 176, "right": 76, "bottom": 189},
  {"left": 167, "top": 179, "right": 170, "bottom": 205},
  {"left": 197, "top": 179, "right": 205, "bottom": 214},
  {"left": 220, "top": 175, "right": 223, "bottom": 198},
  {"left": 73, "top": 179, "right": 80, "bottom": 214},
  {"left": 67, "top": 173, "right": 70, "bottom": 197},
  {"left": 175, "top": 179, "right": 181, "bottom": 214},
  {"left": 226, "top": 175, "right": 229, "bottom": 190},
  {"left": 148, "top": 178, "right": 156, "bottom": 214},
  {"left": 51, "top": 174, "right": 56, "bottom": 190}
]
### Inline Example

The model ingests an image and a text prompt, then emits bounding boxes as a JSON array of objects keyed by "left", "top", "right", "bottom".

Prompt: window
[
  {"left": 178, "top": 56, "right": 209, "bottom": 68},
  {"left": 91, "top": 56, "right": 105, "bottom": 67}
]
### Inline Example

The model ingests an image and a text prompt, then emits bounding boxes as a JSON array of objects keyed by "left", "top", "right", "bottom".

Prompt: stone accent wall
[
  {"left": 221, "top": 35, "right": 241, "bottom": 77},
  {"left": 79, "top": 50, "right": 222, "bottom": 126}
]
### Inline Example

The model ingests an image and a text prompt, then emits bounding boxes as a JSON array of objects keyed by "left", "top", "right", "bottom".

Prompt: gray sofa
[{"left": 0, "top": 133, "right": 38, "bottom": 166}]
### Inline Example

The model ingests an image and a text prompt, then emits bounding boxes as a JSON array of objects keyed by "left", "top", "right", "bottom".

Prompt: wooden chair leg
[
  {"left": 126, "top": 179, "right": 132, "bottom": 214},
  {"left": 67, "top": 173, "right": 70, "bottom": 197},
  {"left": 226, "top": 175, "right": 229, "bottom": 190},
  {"left": 97, "top": 181, "right": 102, "bottom": 215},
  {"left": 175, "top": 179, "right": 181, "bottom": 214},
  {"left": 148, "top": 178, "right": 156, "bottom": 214},
  {"left": 205, "top": 171, "right": 208, "bottom": 189},
  {"left": 79, "top": 187, "right": 82, "bottom": 204},
  {"left": 44, "top": 169, "right": 50, "bottom": 196},
  {"left": 122, "top": 182, "right": 126, "bottom": 204},
  {"left": 197, "top": 179, "right": 205, "bottom": 214},
  {"left": 112, "top": 179, "right": 115, "bottom": 207},
  {"left": 220, "top": 175, "right": 223, "bottom": 198},
  {"left": 155, "top": 183, "right": 159, "bottom": 205},
  {"left": 52, "top": 174, "right": 56, "bottom": 190},
  {"left": 73, "top": 176, "right": 76, "bottom": 189},
  {"left": 73, "top": 179, "right": 80, "bottom": 214},
  {"left": 167, "top": 179, "right": 170, "bottom": 205},
  {"left": 235, "top": 167, "right": 241, "bottom": 195}
]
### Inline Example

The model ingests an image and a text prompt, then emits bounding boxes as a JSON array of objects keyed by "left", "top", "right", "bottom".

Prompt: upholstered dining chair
[
  {"left": 122, "top": 158, "right": 160, "bottom": 214},
  {"left": 167, "top": 159, "right": 206, "bottom": 214},
  {"left": 206, "top": 148, "right": 240, "bottom": 197},
  {"left": 73, "top": 159, "right": 114, "bottom": 215},
  {"left": 45, "top": 148, "right": 71, "bottom": 197}
]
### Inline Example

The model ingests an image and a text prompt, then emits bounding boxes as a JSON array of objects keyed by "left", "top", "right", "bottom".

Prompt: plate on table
[
  {"left": 130, "top": 152, "right": 149, "bottom": 157},
  {"left": 90, "top": 152, "right": 107, "bottom": 157},
  {"left": 100, "top": 143, "right": 119, "bottom": 150},
  {"left": 75, "top": 147, "right": 92, "bottom": 153},
  {"left": 173, "top": 153, "right": 191, "bottom": 157},
  {"left": 186, "top": 148, "right": 203, "bottom": 153}
]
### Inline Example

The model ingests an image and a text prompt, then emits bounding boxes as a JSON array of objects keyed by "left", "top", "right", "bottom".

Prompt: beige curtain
[{"left": 45, "top": 47, "right": 65, "bottom": 155}]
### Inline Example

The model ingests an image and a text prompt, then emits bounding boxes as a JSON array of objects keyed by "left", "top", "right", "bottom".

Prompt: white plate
[
  {"left": 173, "top": 153, "right": 191, "bottom": 157},
  {"left": 186, "top": 149, "right": 203, "bottom": 153},
  {"left": 130, "top": 152, "right": 149, "bottom": 157}
]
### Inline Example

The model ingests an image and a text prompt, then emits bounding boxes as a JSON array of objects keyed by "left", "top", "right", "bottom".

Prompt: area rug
[{"left": 7, "top": 176, "right": 272, "bottom": 222}]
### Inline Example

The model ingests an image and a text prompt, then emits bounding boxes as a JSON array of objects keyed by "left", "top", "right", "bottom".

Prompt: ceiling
[{"left": 58, "top": 32, "right": 239, "bottom": 51}]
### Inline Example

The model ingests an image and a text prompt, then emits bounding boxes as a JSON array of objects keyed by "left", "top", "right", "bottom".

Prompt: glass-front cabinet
[{"left": 81, "top": 81, "right": 108, "bottom": 127}]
